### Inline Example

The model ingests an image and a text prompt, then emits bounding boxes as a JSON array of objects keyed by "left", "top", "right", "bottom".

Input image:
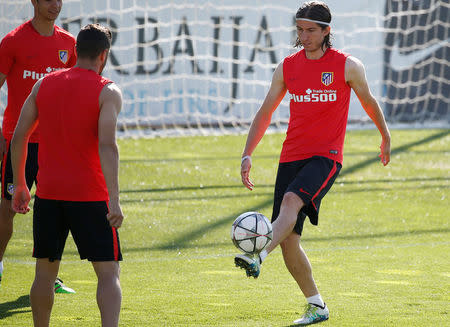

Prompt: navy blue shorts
[
  {"left": 33, "top": 196, "right": 122, "bottom": 262},
  {"left": 1, "top": 141, "right": 38, "bottom": 200},
  {"left": 272, "top": 156, "right": 341, "bottom": 235}
]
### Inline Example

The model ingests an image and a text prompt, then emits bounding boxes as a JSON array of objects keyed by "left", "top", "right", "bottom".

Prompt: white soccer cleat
[
  {"left": 54, "top": 278, "right": 76, "bottom": 294},
  {"left": 293, "top": 303, "right": 329, "bottom": 325}
]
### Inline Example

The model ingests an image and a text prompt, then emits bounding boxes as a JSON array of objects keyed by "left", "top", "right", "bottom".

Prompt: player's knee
[
  {"left": 93, "top": 261, "right": 120, "bottom": 279},
  {"left": 0, "top": 199, "right": 16, "bottom": 220},
  {"left": 282, "top": 192, "right": 304, "bottom": 210}
]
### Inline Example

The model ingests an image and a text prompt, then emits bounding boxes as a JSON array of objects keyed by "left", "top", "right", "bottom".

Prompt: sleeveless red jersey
[
  {"left": 35, "top": 67, "right": 112, "bottom": 201},
  {"left": 281, "top": 48, "right": 351, "bottom": 164},
  {"left": 0, "top": 20, "right": 76, "bottom": 142}
]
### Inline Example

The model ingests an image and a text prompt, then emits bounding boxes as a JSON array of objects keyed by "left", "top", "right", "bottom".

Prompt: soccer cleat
[
  {"left": 234, "top": 253, "right": 260, "bottom": 278},
  {"left": 54, "top": 277, "right": 76, "bottom": 294},
  {"left": 293, "top": 303, "right": 329, "bottom": 325}
]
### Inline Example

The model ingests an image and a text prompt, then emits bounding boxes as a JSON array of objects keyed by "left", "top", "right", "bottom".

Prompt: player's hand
[
  {"left": 241, "top": 156, "right": 254, "bottom": 190},
  {"left": 0, "top": 134, "right": 6, "bottom": 161},
  {"left": 379, "top": 137, "right": 391, "bottom": 166},
  {"left": 11, "top": 184, "right": 31, "bottom": 214},
  {"left": 107, "top": 199, "right": 124, "bottom": 228}
]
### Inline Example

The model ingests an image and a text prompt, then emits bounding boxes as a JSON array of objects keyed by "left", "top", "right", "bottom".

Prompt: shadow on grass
[
  {"left": 120, "top": 148, "right": 448, "bottom": 164},
  {"left": 62, "top": 197, "right": 274, "bottom": 257},
  {"left": 112, "top": 226, "right": 449, "bottom": 254},
  {"left": 303, "top": 227, "right": 450, "bottom": 243},
  {"left": 121, "top": 177, "right": 448, "bottom": 195},
  {"left": 59, "top": 219, "right": 449, "bottom": 257},
  {"left": 121, "top": 182, "right": 448, "bottom": 203},
  {"left": 0, "top": 295, "right": 30, "bottom": 319},
  {"left": 121, "top": 129, "right": 449, "bottom": 251},
  {"left": 121, "top": 192, "right": 274, "bottom": 203},
  {"left": 340, "top": 129, "right": 449, "bottom": 178},
  {"left": 153, "top": 197, "right": 274, "bottom": 250},
  {"left": 121, "top": 184, "right": 273, "bottom": 194}
]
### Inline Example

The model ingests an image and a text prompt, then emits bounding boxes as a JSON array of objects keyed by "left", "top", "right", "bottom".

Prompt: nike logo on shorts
[{"left": 299, "top": 188, "right": 311, "bottom": 196}]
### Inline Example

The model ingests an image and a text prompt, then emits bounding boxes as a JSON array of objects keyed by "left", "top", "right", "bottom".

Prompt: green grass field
[{"left": 0, "top": 129, "right": 449, "bottom": 326}]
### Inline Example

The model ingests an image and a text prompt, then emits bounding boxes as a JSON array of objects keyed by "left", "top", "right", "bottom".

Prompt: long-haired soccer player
[
  {"left": 0, "top": 0, "right": 76, "bottom": 293},
  {"left": 234, "top": 1, "right": 391, "bottom": 325}
]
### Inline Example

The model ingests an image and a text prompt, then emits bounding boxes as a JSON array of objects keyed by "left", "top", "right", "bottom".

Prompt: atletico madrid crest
[
  {"left": 321, "top": 72, "right": 333, "bottom": 86},
  {"left": 58, "top": 50, "right": 68, "bottom": 64}
]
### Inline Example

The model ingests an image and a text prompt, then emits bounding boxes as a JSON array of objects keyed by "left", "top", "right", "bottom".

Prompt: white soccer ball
[{"left": 231, "top": 212, "right": 273, "bottom": 254}]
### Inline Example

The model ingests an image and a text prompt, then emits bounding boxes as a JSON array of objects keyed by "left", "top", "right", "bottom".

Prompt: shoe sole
[
  {"left": 55, "top": 288, "right": 76, "bottom": 294},
  {"left": 293, "top": 316, "right": 329, "bottom": 326},
  {"left": 234, "top": 257, "right": 259, "bottom": 278},
  {"left": 55, "top": 284, "right": 76, "bottom": 294}
]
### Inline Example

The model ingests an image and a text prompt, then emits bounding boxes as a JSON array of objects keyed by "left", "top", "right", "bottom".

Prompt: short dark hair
[
  {"left": 295, "top": 1, "right": 332, "bottom": 49},
  {"left": 76, "top": 24, "right": 112, "bottom": 60}
]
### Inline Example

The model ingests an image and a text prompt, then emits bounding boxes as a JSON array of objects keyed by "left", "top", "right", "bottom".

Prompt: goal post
[{"left": 0, "top": 0, "right": 448, "bottom": 137}]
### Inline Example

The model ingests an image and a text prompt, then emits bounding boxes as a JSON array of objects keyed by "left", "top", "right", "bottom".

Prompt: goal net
[{"left": 0, "top": 0, "right": 448, "bottom": 137}]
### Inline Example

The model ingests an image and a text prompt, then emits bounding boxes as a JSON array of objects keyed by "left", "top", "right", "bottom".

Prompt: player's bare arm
[
  {"left": 345, "top": 56, "right": 391, "bottom": 166},
  {"left": 98, "top": 82, "right": 124, "bottom": 228},
  {"left": 10, "top": 79, "right": 41, "bottom": 214},
  {"left": 241, "top": 62, "right": 287, "bottom": 190},
  {"left": 0, "top": 72, "right": 7, "bottom": 159}
]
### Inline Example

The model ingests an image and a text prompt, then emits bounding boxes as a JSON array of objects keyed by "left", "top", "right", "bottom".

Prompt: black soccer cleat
[{"left": 234, "top": 254, "right": 260, "bottom": 278}]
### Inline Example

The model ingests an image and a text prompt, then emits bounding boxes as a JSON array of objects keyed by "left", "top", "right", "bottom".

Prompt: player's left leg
[
  {"left": 30, "top": 258, "right": 60, "bottom": 327},
  {"left": 281, "top": 233, "right": 329, "bottom": 325},
  {"left": 92, "top": 261, "right": 121, "bottom": 327},
  {"left": 280, "top": 232, "right": 318, "bottom": 297}
]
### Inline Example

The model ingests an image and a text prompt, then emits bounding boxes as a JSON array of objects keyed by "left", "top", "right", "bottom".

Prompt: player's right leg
[
  {"left": 280, "top": 232, "right": 319, "bottom": 298},
  {"left": 65, "top": 200, "right": 122, "bottom": 326},
  {"left": 234, "top": 192, "right": 304, "bottom": 278},
  {"left": 234, "top": 161, "right": 306, "bottom": 279},
  {"left": 92, "top": 261, "right": 121, "bottom": 327},
  {"left": 0, "top": 139, "right": 20, "bottom": 286},
  {"left": 266, "top": 192, "right": 304, "bottom": 253},
  {"left": 0, "top": 198, "right": 16, "bottom": 260},
  {"left": 0, "top": 198, "right": 17, "bottom": 285},
  {"left": 234, "top": 253, "right": 260, "bottom": 278}
]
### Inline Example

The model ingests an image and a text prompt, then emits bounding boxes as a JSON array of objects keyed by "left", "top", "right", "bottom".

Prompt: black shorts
[
  {"left": 1, "top": 140, "right": 39, "bottom": 200},
  {"left": 33, "top": 196, "right": 122, "bottom": 262},
  {"left": 272, "top": 156, "right": 341, "bottom": 235}
]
